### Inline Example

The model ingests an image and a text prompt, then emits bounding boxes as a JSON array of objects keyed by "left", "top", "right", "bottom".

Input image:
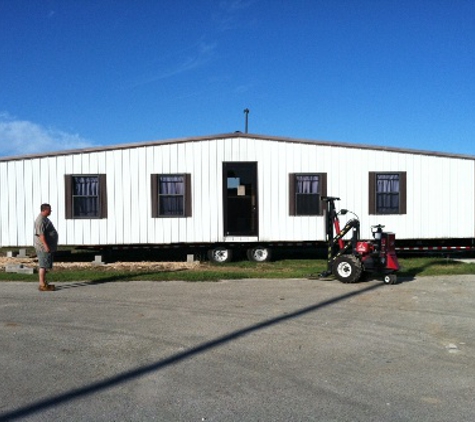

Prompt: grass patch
[
  {"left": 1, "top": 255, "right": 475, "bottom": 283},
  {"left": 397, "top": 257, "right": 475, "bottom": 277}
]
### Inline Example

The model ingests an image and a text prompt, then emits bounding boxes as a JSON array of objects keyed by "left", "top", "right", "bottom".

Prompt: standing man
[{"left": 34, "top": 203, "right": 59, "bottom": 291}]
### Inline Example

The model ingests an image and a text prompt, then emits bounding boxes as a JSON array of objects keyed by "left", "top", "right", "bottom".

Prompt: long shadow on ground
[{"left": 0, "top": 282, "right": 385, "bottom": 421}]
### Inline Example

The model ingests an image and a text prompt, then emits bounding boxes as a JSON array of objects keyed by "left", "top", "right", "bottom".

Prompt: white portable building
[{"left": 1, "top": 133, "right": 474, "bottom": 260}]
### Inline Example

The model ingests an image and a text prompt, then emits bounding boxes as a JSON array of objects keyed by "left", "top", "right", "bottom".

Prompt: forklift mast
[
  {"left": 323, "top": 196, "right": 342, "bottom": 248},
  {"left": 321, "top": 196, "right": 360, "bottom": 276}
]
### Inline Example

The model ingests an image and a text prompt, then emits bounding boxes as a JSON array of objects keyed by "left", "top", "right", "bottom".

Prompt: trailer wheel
[
  {"left": 333, "top": 255, "right": 363, "bottom": 283},
  {"left": 207, "top": 247, "right": 233, "bottom": 264},
  {"left": 383, "top": 274, "right": 398, "bottom": 285},
  {"left": 246, "top": 246, "right": 272, "bottom": 262}
]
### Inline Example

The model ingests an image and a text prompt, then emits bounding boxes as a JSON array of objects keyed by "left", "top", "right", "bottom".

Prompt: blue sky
[{"left": 1, "top": 0, "right": 474, "bottom": 157}]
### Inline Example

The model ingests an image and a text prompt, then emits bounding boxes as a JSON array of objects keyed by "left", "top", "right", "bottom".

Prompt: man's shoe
[{"left": 39, "top": 284, "right": 55, "bottom": 291}]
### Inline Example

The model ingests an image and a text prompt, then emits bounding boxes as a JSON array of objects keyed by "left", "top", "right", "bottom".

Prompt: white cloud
[
  {"left": 130, "top": 40, "right": 218, "bottom": 88},
  {"left": 216, "top": 0, "right": 254, "bottom": 31},
  {"left": 0, "top": 113, "right": 94, "bottom": 157},
  {"left": 165, "top": 40, "right": 217, "bottom": 76}
]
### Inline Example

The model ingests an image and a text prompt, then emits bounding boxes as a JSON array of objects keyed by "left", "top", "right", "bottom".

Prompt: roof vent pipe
[{"left": 243, "top": 108, "right": 249, "bottom": 133}]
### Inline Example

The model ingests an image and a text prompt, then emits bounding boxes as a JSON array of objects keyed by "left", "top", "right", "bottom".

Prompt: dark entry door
[{"left": 223, "top": 162, "right": 258, "bottom": 236}]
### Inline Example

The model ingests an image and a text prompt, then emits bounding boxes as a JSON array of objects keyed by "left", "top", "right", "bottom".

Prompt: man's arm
[{"left": 39, "top": 234, "right": 50, "bottom": 253}]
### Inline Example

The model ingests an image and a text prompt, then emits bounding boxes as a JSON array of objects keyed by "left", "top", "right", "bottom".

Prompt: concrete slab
[
  {"left": 1, "top": 275, "right": 475, "bottom": 421},
  {"left": 4, "top": 264, "right": 35, "bottom": 274},
  {"left": 453, "top": 258, "right": 475, "bottom": 264}
]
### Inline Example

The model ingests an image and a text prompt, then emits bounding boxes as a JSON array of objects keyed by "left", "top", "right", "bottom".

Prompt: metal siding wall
[
  {"left": 55, "top": 156, "right": 66, "bottom": 245},
  {"left": 199, "top": 140, "right": 213, "bottom": 242},
  {"left": 23, "top": 159, "right": 34, "bottom": 246},
  {"left": 413, "top": 154, "right": 431, "bottom": 238},
  {"left": 345, "top": 149, "right": 405, "bottom": 237},
  {"left": 14, "top": 161, "right": 24, "bottom": 245},
  {"left": 61, "top": 155, "right": 71, "bottom": 244},
  {"left": 274, "top": 143, "right": 286, "bottom": 237},
  {"left": 213, "top": 139, "right": 226, "bottom": 241},
  {"left": 200, "top": 139, "right": 219, "bottom": 243},
  {"left": 149, "top": 144, "right": 162, "bottom": 243},
  {"left": 183, "top": 142, "right": 194, "bottom": 241},
  {"left": 124, "top": 148, "right": 133, "bottom": 243},
  {"left": 126, "top": 148, "right": 139, "bottom": 244},
  {"left": 273, "top": 141, "right": 326, "bottom": 242},
  {"left": 26, "top": 159, "right": 42, "bottom": 246},
  {"left": 0, "top": 164, "right": 6, "bottom": 245},
  {"left": 122, "top": 148, "right": 136, "bottom": 244},
  {"left": 435, "top": 158, "right": 451, "bottom": 237},
  {"left": 3, "top": 162, "right": 16, "bottom": 245},
  {"left": 1, "top": 137, "right": 475, "bottom": 247},
  {"left": 339, "top": 149, "right": 475, "bottom": 240},
  {"left": 6, "top": 162, "right": 17, "bottom": 245},
  {"left": 135, "top": 147, "right": 149, "bottom": 244},
  {"left": 96, "top": 152, "right": 108, "bottom": 244},
  {"left": 122, "top": 149, "right": 133, "bottom": 244},
  {"left": 211, "top": 138, "right": 328, "bottom": 243},
  {"left": 60, "top": 152, "right": 107, "bottom": 245},
  {"left": 39, "top": 158, "right": 50, "bottom": 205},
  {"left": 112, "top": 149, "right": 124, "bottom": 244},
  {"left": 284, "top": 140, "right": 298, "bottom": 239},
  {"left": 155, "top": 144, "right": 170, "bottom": 244},
  {"left": 175, "top": 142, "right": 188, "bottom": 243},
  {"left": 145, "top": 146, "right": 155, "bottom": 243},
  {"left": 258, "top": 140, "right": 275, "bottom": 241},
  {"left": 264, "top": 140, "right": 291, "bottom": 241},
  {"left": 196, "top": 142, "right": 211, "bottom": 242}
]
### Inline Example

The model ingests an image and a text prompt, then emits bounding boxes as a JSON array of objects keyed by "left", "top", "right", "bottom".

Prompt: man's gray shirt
[{"left": 34, "top": 214, "right": 58, "bottom": 252}]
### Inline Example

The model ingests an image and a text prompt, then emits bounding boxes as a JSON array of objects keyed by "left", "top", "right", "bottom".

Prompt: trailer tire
[
  {"left": 333, "top": 255, "right": 363, "bottom": 283},
  {"left": 246, "top": 246, "right": 272, "bottom": 262},
  {"left": 207, "top": 247, "right": 233, "bottom": 264}
]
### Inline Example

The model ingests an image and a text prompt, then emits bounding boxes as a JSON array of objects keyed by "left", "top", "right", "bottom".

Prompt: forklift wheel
[
  {"left": 333, "top": 255, "right": 363, "bottom": 283},
  {"left": 383, "top": 274, "right": 398, "bottom": 285}
]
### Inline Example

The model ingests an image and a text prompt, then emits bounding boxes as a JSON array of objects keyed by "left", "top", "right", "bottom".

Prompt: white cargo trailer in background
[{"left": 1, "top": 133, "right": 474, "bottom": 261}]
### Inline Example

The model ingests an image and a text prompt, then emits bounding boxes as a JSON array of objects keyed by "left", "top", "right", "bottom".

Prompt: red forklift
[{"left": 319, "top": 197, "right": 400, "bottom": 284}]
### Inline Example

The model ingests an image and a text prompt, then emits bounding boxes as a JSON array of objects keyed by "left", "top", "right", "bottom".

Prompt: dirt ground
[{"left": 0, "top": 255, "right": 199, "bottom": 272}]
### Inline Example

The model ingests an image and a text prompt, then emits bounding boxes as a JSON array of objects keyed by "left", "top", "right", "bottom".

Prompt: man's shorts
[{"left": 37, "top": 251, "right": 54, "bottom": 269}]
